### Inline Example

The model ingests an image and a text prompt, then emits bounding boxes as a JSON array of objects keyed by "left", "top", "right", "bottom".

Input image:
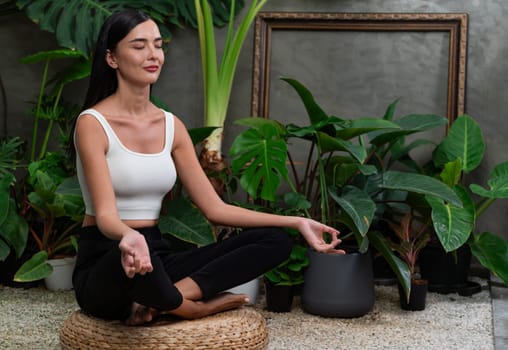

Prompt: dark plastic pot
[
  {"left": 398, "top": 279, "right": 428, "bottom": 311},
  {"left": 264, "top": 280, "right": 294, "bottom": 312},
  {"left": 301, "top": 249, "right": 375, "bottom": 318},
  {"left": 419, "top": 242, "right": 481, "bottom": 296}
]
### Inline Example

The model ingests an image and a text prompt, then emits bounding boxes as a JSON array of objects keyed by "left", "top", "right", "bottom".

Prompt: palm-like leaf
[
  {"left": 17, "top": 0, "right": 245, "bottom": 57},
  {"left": 230, "top": 123, "right": 288, "bottom": 201}
]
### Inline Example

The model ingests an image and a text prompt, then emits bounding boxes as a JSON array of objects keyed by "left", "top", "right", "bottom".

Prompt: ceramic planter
[
  {"left": 226, "top": 277, "right": 260, "bottom": 305},
  {"left": 44, "top": 256, "right": 76, "bottom": 291},
  {"left": 301, "top": 249, "right": 375, "bottom": 318}
]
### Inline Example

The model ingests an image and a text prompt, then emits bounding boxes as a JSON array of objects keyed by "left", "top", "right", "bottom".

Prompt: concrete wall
[{"left": 1, "top": 0, "right": 507, "bottom": 238}]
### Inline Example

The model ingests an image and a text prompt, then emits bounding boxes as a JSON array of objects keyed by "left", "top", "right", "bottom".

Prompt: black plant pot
[
  {"left": 419, "top": 242, "right": 481, "bottom": 296},
  {"left": 398, "top": 279, "right": 428, "bottom": 311},
  {"left": 264, "top": 280, "right": 294, "bottom": 312},
  {"left": 301, "top": 249, "right": 375, "bottom": 318}
]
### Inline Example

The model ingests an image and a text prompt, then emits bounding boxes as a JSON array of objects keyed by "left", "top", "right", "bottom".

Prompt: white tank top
[{"left": 75, "top": 108, "right": 177, "bottom": 220}]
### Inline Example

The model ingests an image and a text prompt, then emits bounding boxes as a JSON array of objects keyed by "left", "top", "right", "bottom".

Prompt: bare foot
[
  {"left": 203, "top": 292, "right": 250, "bottom": 315},
  {"left": 124, "top": 302, "right": 160, "bottom": 326}
]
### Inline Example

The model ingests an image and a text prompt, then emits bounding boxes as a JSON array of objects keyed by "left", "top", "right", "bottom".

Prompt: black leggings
[{"left": 72, "top": 226, "right": 292, "bottom": 320}]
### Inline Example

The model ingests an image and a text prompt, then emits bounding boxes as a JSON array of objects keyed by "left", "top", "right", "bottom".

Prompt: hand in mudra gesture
[
  {"left": 118, "top": 231, "right": 153, "bottom": 278},
  {"left": 297, "top": 218, "right": 345, "bottom": 254}
]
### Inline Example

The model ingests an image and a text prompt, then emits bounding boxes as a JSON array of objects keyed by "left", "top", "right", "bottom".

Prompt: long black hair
[
  {"left": 83, "top": 9, "right": 152, "bottom": 109},
  {"left": 69, "top": 9, "right": 151, "bottom": 161}
]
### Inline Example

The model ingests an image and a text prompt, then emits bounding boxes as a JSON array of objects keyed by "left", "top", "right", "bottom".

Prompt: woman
[{"left": 72, "top": 9, "right": 344, "bottom": 326}]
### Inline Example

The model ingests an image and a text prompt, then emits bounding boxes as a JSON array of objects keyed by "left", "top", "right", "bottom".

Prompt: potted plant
[
  {"left": 229, "top": 77, "right": 461, "bottom": 316},
  {"left": 4, "top": 48, "right": 90, "bottom": 289},
  {"left": 385, "top": 211, "right": 430, "bottom": 310},
  {"left": 418, "top": 114, "right": 508, "bottom": 293},
  {"left": 194, "top": 0, "right": 268, "bottom": 193},
  {"left": 264, "top": 237, "right": 308, "bottom": 312}
]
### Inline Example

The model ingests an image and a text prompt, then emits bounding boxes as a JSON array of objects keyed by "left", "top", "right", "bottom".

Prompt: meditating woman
[{"left": 72, "top": 9, "right": 344, "bottom": 326}]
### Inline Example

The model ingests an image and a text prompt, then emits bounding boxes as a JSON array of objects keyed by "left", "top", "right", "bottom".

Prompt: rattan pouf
[{"left": 60, "top": 308, "right": 268, "bottom": 349}]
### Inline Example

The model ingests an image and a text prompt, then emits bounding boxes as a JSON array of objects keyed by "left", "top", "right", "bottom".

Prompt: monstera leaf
[{"left": 17, "top": 0, "right": 244, "bottom": 57}]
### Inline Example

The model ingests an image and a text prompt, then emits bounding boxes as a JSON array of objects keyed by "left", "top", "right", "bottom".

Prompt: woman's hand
[
  {"left": 118, "top": 231, "right": 153, "bottom": 278},
  {"left": 296, "top": 218, "right": 345, "bottom": 254}
]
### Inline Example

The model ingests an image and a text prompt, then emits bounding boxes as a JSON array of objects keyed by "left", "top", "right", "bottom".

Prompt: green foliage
[
  {"left": 264, "top": 240, "right": 309, "bottom": 286},
  {"left": 229, "top": 77, "right": 464, "bottom": 297},
  {"left": 158, "top": 197, "right": 215, "bottom": 247},
  {"left": 17, "top": 0, "right": 245, "bottom": 57}
]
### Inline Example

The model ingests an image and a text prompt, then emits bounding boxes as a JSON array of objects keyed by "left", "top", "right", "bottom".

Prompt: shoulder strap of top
[
  {"left": 163, "top": 110, "right": 175, "bottom": 152},
  {"left": 77, "top": 108, "right": 117, "bottom": 144}
]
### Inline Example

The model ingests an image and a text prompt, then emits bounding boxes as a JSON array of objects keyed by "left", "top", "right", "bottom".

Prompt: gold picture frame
[{"left": 251, "top": 12, "right": 468, "bottom": 128}]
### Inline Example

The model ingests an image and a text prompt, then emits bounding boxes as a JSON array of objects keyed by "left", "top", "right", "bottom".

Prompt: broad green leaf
[
  {"left": 440, "top": 159, "right": 462, "bottom": 187},
  {"left": 19, "top": 49, "right": 85, "bottom": 64},
  {"left": 0, "top": 173, "right": 14, "bottom": 224},
  {"left": 329, "top": 186, "right": 376, "bottom": 236},
  {"left": 235, "top": 117, "right": 286, "bottom": 136},
  {"left": 14, "top": 251, "right": 52, "bottom": 282},
  {"left": 433, "top": 115, "right": 484, "bottom": 173},
  {"left": 427, "top": 185, "right": 475, "bottom": 252},
  {"left": 281, "top": 77, "right": 329, "bottom": 125},
  {"left": 335, "top": 118, "right": 401, "bottom": 140},
  {"left": 230, "top": 125, "right": 288, "bottom": 201},
  {"left": 470, "top": 232, "right": 508, "bottom": 286},
  {"left": 0, "top": 200, "right": 29, "bottom": 258},
  {"left": 370, "top": 114, "right": 446, "bottom": 147},
  {"left": 368, "top": 231, "right": 411, "bottom": 299},
  {"left": 381, "top": 170, "right": 462, "bottom": 206},
  {"left": 318, "top": 132, "right": 367, "bottom": 163},
  {"left": 470, "top": 161, "right": 508, "bottom": 198},
  {"left": 159, "top": 197, "right": 214, "bottom": 247}
]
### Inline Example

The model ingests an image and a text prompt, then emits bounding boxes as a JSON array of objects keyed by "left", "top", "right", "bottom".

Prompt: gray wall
[{"left": 1, "top": 0, "right": 508, "bottom": 239}]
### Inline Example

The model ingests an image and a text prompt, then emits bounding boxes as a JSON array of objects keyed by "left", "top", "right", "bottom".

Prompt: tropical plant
[
  {"left": 229, "top": 77, "right": 463, "bottom": 297},
  {"left": 422, "top": 114, "right": 508, "bottom": 286},
  {"left": 194, "top": 0, "right": 267, "bottom": 192},
  {"left": 385, "top": 210, "right": 430, "bottom": 279},
  {"left": 16, "top": 0, "right": 244, "bottom": 57},
  {"left": 0, "top": 137, "right": 28, "bottom": 262}
]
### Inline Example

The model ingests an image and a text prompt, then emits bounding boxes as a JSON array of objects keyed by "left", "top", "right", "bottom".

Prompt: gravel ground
[{"left": 0, "top": 280, "right": 493, "bottom": 350}]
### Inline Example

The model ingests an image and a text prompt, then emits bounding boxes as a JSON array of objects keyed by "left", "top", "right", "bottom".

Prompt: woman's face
[{"left": 106, "top": 19, "right": 165, "bottom": 87}]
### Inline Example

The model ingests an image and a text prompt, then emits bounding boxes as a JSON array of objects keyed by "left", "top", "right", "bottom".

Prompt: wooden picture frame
[{"left": 251, "top": 12, "right": 468, "bottom": 128}]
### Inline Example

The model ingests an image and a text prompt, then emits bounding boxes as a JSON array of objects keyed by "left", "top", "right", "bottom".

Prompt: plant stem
[{"left": 31, "top": 59, "right": 49, "bottom": 161}]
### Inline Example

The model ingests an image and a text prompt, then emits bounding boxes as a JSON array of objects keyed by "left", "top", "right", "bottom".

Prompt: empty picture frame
[{"left": 251, "top": 12, "right": 468, "bottom": 128}]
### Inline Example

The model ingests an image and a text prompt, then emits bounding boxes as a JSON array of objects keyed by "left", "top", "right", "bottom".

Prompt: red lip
[{"left": 144, "top": 66, "right": 159, "bottom": 72}]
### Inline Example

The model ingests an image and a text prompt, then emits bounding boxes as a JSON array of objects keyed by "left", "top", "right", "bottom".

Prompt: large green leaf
[
  {"left": 14, "top": 251, "right": 52, "bottom": 282},
  {"left": 0, "top": 199, "right": 29, "bottom": 258},
  {"left": 433, "top": 115, "right": 484, "bottom": 173},
  {"left": 281, "top": 77, "right": 329, "bottom": 125},
  {"left": 159, "top": 197, "right": 214, "bottom": 247},
  {"left": 328, "top": 186, "right": 376, "bottom": 236},
  {"left": 17, "top": 0, "right": 244, "bottom": 57},
  {"left": 335, "top": 118, "right": 400, "bottom": 140},
  {"left": 0, "top": 239, "right": 9, "bottom": 261},
  {"left": 317, "top": 131, "right": 367, "bottom": 163},
  {"left": 381, "top": 170, "right": 462, "bottom": 206},
  {"left": 469, "top": 232, "right": 508, "bottom": 286},
  {"left": 427, "top": 185, "right": 475, "bottom": 252},
  {"left": 470, "top": 161, "right": 508, "bottom": 198},
  {"left": 368, "top": 231, "right": 411, "bottom": 299},
  {"left": 370, "top": 114, "right": 447, "bottom": 147},
  {"left": 230, "top": 124, "right": 288, "bottom": 201}
]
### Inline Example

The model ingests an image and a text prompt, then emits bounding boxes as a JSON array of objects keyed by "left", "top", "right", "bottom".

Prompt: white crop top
[{"left": 75, "top": 109, "right": 177, "bottom": 220}]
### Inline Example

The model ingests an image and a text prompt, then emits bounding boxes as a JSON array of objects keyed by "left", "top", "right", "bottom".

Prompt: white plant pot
[
  {"left": 225, "top": 277, "right": 261, "bottom": 305},
  {"left": 44, "top": 256, "right": 76, "bottom": 291}
]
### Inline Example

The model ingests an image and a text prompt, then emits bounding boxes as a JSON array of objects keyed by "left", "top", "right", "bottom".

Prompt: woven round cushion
[{"left": 60, "top": 308, "right": 268, "bottom": 349}]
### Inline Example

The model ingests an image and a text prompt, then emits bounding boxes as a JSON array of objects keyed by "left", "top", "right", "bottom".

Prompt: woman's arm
[
  {"left": 75, "top": 115, "right": 153, "bottom": 275},
  {"left": 171, "top": 117, "right": 344, "bottom": 254}
]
